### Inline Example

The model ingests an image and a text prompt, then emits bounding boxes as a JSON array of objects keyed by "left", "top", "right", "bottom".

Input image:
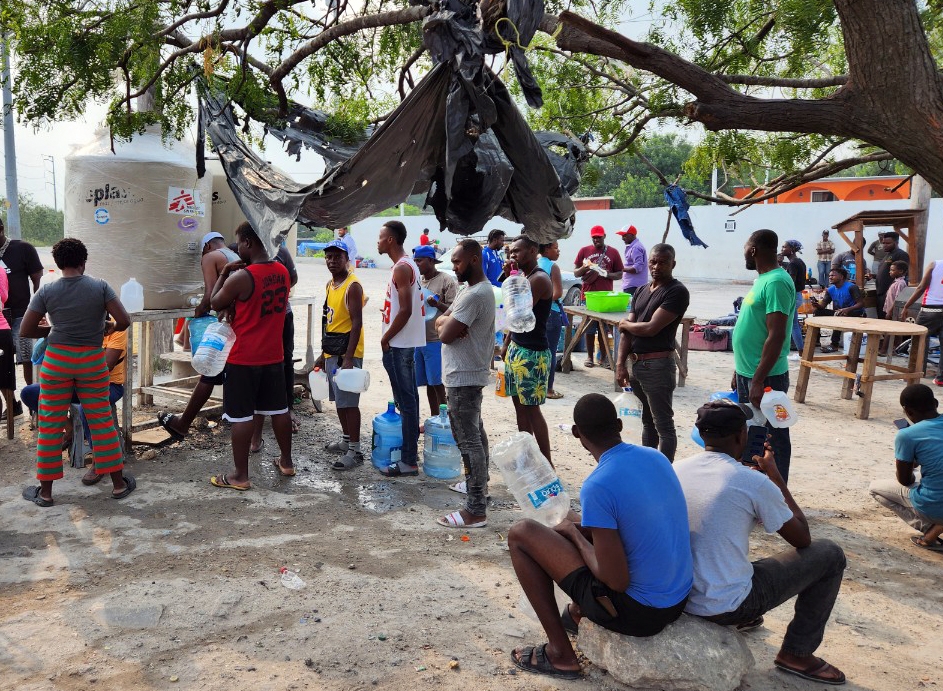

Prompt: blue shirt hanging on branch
[{"left": 664, "top": 185, "right": 708, "bottom": 249}]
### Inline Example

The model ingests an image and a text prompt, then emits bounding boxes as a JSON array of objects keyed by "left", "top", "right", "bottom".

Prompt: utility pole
[
  {"left": 42, "top": 154, "right": 57, "bottom": 211},
  {"left": 1, "top": 33, "right": 21, "bottom": 239}
]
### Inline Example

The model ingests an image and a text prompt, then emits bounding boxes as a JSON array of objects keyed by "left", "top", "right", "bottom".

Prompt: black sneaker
[{"left": 0, "top": 400, "right": 23, "bottom": 421}]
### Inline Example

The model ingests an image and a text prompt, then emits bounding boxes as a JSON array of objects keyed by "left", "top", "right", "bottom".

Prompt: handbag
[{"left": 321, "top": 299, "right": 351, "bottom": 356}]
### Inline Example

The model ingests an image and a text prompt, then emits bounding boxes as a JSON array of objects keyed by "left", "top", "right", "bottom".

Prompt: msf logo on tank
[{"left": 85, "top": 184, "right": 140, "bottom": 207}]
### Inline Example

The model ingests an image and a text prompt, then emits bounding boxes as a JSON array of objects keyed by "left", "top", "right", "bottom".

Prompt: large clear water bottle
[
  {"left": 493, "top": 432, "right": 570, "bottom": 527},
  {"left": 502, "top": 270, "right": 536, "bottom": 333},
  {"left": 423, "top": 404, "right": 462, "bottom": 479},
  {"left": 191, "top": 321, "right": 236, "bottom": 376},
  {"left": 371, "top": 402, "right": 403, "bottom": 470},
  {"left": 120, "top": 277, "right": 145, "bottom": 313},
  {"left": 612, "top": 387, "right": 643, "bottom": 441},
  {"left": 188, "top": 315, "right": 216, "bottom": 355}
]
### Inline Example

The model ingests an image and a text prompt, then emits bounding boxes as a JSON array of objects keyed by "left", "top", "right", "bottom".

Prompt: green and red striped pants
[{"left": 36, "top": 344, "right": 123, "bottom": 481}]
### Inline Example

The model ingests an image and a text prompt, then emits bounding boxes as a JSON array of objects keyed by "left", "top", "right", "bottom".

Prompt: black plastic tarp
[{"left": 197, "top": 0, "right": 584, "bottom": 256}]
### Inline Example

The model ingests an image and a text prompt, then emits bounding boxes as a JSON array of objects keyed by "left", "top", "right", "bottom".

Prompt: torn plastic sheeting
[
  {"left": 267, "top": 102, "right": 369, "bottom": 166},
  {"left": 664, "top": 184, "right": 708, "bottom": 248}
]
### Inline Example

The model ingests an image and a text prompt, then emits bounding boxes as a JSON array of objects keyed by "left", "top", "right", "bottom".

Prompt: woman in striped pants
[{"left": 19, "top": 238, "right": 134, "bottom": 507}]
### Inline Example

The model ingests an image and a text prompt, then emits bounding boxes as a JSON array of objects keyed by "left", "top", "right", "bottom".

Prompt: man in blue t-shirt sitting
[
  {"left": 810, "top": 266, "right": 864, "bottom": 353},
  {"left": 506, "top": 393, "right": 692, "bottom": 680},
  {"left": 870, "top": 384, "right": 943, "bottom": 551}
]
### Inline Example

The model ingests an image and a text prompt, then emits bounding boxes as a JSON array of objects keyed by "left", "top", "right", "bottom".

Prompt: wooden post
[{"left": 910, "top": 175, "right": 931, "bottom": 283}]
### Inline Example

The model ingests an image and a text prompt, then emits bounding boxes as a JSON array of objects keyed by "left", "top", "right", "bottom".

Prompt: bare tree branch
[{"left": 719, "top": 74, "right": 848, "bottom": 88}]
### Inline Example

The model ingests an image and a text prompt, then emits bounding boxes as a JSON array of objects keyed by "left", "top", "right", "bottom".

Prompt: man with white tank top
[
  {"left": 377, "top": 221, "right": 426, "bottom": 476},
  {"left": 900, "top": 259, "right": 943, "bottom": 386}
]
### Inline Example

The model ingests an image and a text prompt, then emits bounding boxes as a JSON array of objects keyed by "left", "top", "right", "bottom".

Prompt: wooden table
[
  {"left": 794, "top": 316, "right": 928, "bottom": 419},
  {"left": 561, "top": 306, "right": 693, "bottom": 392},
  {"left": 120, "top": 296, "right": 320, "bottom": 447}
]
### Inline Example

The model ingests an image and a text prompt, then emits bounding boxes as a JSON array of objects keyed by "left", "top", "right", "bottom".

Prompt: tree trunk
[{"left": 911, "top": 175, "right": 932, "bottom": 273}]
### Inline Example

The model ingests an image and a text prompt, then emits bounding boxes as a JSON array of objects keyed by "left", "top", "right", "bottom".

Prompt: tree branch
[{"left": 719, "top": 74, "right": 848, "bottom": 88}]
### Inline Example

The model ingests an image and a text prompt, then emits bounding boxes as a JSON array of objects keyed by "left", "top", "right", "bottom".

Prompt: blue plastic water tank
[{"left": 372, "top": 402, "right": 403, "bottom": 469}]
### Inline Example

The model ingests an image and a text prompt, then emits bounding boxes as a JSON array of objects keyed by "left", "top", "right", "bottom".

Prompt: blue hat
[
  {"left": 413, "top": 245, "right": 440, "bottom": 262},
  {"left": 785, "top": 239, "right": 803, "bottom": 252},
  {"left": 324, "top": 239, "right": 349, "bottom": 255}
]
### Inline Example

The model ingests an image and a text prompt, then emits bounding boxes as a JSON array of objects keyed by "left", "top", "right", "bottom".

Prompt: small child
[{"left": 884, "top": 260, "right": 909, "bottom": 318}]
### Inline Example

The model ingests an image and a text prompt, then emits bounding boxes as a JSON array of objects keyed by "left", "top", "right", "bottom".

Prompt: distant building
[
  {"left": 732, "top": 176, "right": 911, "bottom": 204},
  {"left": 572, "top": 196, "right": 614, "bottom": 211}
]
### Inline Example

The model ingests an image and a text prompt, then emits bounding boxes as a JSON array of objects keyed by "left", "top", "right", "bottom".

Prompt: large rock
[{"left": 578, "top": 615, "right": 754, "bottom": 691}]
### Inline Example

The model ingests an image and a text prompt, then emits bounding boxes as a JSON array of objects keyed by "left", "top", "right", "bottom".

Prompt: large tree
[{"left": 5, "top": 0, "right": 941, "bottom": 202}]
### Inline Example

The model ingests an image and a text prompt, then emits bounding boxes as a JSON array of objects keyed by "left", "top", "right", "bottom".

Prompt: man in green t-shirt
[{"left": 732, "top": 229, "right": 795, "bottom": 482}]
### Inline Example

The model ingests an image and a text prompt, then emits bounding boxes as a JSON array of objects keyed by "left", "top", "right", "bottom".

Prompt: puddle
[{"left": 279, "top": 457, "right": 404, "bottom": 514}]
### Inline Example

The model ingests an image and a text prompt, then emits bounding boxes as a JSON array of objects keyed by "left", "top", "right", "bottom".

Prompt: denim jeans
[
  {"left": 790, "top": 292, "right": 804, "bottom": 351},
  {"left": 629, "top": 356, "right": 678, "bottom": 461},
  {"left": 446, "top": 385, "right": 490, "bottom": 516},
  {"left": 736, "top": 372, "right": 791, "bottom": 483},
  {"left": 704, "top": 540, "right": 845, "bottom": 657},
  {"left": 817, "top": 260, "right": 830, "bottom": 288},
  {"left": 382, "top": 347, "right": 420, "bottom": 465},
  {"left": 917, "top": 308, "right": 943, "bottom": 379},
  {"left": 545, "top": 309, "right": 563, "bottom": 391}
]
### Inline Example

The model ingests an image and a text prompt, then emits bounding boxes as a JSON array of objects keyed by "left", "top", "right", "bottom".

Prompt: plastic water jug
[
  {"left": 493, "top": 433, "right": 570, "bottom": 526},
  {"left": 371, "top": 402, "right": 404, "bottom": 470},
  {"left": 495, "top": 361, "right": 508, "bottom": 398},
  {"left": 191, "top": 321, "right": 236, "bottom": 376},
  {"left": 120, "top": 277, "right": 145, "bottom": 313},
  {"left": 842, "top": 332, "right": 867, "bottom": 358},
  {"left": 39, "top": 268, "right": 58, "bottom": 288},
  {"left": 423, "top": 404, "right": 462, "bottom": 479},
  {"left": 308, "top": 368, "right": 329, "bottom": 400},
  {"left": 612, "top": 387, "right": 643, "bottom": 440},
  {"left": 502, "top": 270, "right": 535, "bottom": 333},
  {"left": 334, "top": 367, "right": 370, "bottom": 393},
  {"left": 760, "top": 387, "right": 798, "bottom": 428},
  {"left": 420, "top": 287, "right": 439, "bottom": 322},
  {"left": 188, "top": 315, "right": 216, "bottom": 356}
]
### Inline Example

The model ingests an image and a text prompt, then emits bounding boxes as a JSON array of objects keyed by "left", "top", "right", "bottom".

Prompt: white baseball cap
[{"left": 201, "top": 231, "right": 225, "bottom": 248}]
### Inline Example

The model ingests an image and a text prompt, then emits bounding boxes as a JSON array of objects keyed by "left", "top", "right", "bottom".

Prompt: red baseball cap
[
  {"left": 617, "top": 225, "right": 638, "bottom": 236},
  {"left": 589, "top": 225, "right": 606, "bottom": 237}
]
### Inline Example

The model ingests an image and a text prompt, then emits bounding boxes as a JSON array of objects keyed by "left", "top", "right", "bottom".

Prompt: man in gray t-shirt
[
  {"left": 673, "top": 400, "right": 846, "bottom": 685},
  {"left": 435, "top": 240, "right": 496, "bottom": 529}
]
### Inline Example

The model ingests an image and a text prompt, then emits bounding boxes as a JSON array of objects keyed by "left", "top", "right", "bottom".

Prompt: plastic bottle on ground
[
  {"left": 279, "top": 567, "right": 306, "bottom": 590},
  {"left": 120, "top": 278, "right": 145, "bottom": 313},
  {"left": 372, "top": 402, "right": 404, "bottom": 470},
  {"left": 423, "top": 404, "right": 462, "bottom": 479},
  {"left": 612, "top": 387, "right": 643, "bottom": 441},
  {"left": 502, "top": 270, "right": 536, "bottom": 333},
  {"left": 492, "top": 432, "right": 570, "bottom": 527},
  {"left": 760, "top": 387, "right": 798, "bottom": 428},
  {"left": 308, "top": 367, "right": 329, "bottom": 400},
  {"left": 191, "top": 321, "right": 236, "bottom": 376}
]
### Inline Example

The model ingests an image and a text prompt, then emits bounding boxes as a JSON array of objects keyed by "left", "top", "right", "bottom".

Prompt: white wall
[{"left": 351, "top": 198, "right": 943, "bottom": 282}]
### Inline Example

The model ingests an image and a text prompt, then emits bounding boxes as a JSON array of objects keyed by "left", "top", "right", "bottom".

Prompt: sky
[{"left": 1, "top": 0, "right": 660, "bottom": 213}]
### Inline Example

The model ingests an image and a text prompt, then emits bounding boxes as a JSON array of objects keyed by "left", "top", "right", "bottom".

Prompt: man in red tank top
[{"left": 208, "top": 222, "right": 294, "bottom": 490}]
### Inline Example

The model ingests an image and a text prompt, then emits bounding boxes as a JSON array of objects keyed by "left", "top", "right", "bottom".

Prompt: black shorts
[
  {"left": 222, "top": 363, "right": 288, "bottom": 423},
  {"left": 0, "top": 328, "right": 15, "bottom": 390},
  {"left": 559, "top": 566, "right": 686, "bottom": 637},
  {"left": 200, "top": 372, "right": 226, "bottom": 386}
]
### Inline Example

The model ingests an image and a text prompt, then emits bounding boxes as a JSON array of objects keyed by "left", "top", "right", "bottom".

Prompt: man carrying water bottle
[
  {"left": 435, "top": 239, "right": 495, "bottom": 528},
  {"left": 507, "top": 393, "right": 692, "bottom": 680}
]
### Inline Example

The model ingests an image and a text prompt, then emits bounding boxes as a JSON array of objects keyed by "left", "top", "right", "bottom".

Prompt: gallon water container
[
  {"left": 502, "top": 270, "right": 536, "bottom": 333},
  {"left": 308, "top": 368, "right": 329, "bottom": 400},
  {"left": 372, "top": 402, "right": 404, "bottom": 470},
  {"left": 493, "top": 432, "right": 570, "bottom": 527},
  {"left": 65, "top": 127, "right": 213, "bottom": 308},
  {"left": 188, "top": 315, "right": 217, "bottom": 355},
  {"left": 423, "top": 404, "right": 462, "bottom": 479},
  {"left": 120, "top": 278, "right": 145, "bottom": 313},
  {"left": 192, "top": 321, "right": 236, "bottom": 376},
  {"left": 334, "top": 367, "right": 370, "bottom": 393},
  {"left": 760, "top": 387, "right": 798, "bottom": 428},
  {"left": 612, "top": 387, "right": 643, "bottom": 440},
  {"left": 420, "top": 287, "right": 439, "bottom": 322},
  {"left": 39, "top": 268, "right": 58, "bottom": 288},
  {"left": 842, "top": 332, "right": 868, "bottom": 358}
]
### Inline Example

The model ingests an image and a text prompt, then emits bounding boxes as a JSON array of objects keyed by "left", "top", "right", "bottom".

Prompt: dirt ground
[{"left": 1, "top": 261, "right": 941, "bottom": 691}]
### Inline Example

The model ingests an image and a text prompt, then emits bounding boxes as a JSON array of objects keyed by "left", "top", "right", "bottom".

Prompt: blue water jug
[
  {"left": 189, "top": 316, "right": 217, "bottom": 356},
  {"left": 423, "top": 404, "right": 462, "bottom": 479},
  {"left": 372, "top": 402, "right": 404, "bottom": 470}
]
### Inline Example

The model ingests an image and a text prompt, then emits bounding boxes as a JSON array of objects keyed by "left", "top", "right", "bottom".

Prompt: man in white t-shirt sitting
[{"left": 674, "top": 400, "right": 847, "bottom": 686}]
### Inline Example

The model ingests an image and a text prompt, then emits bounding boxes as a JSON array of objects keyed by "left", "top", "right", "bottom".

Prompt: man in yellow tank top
[{"left": 316, "top": 240, "right": 366, "bottom": 469}]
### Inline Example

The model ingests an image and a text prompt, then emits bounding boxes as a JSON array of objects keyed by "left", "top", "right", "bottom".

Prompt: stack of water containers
[
  {"left": 493, "top": 432, "right": 570, "bottom": 526},
  {"left": 372, "top": 402, "right": 403, "bottom": 470},
  {"left": 423, "top": 404, "right": 462, "bottom": 479}
]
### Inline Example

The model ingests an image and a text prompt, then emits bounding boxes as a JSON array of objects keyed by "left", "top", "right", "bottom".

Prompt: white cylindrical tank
[{"left": 65, "top": 128, "right": 213, "bottom": 309}]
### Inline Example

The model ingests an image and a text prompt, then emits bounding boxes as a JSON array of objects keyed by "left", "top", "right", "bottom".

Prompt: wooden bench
[{"left": 158, "top": 350, "right": 198, "bottom": 379}]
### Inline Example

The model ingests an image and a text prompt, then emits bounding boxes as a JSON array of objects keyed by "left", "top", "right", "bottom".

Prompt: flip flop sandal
[
  {"left": 156, "top": 411, "right": 185, "bottom": 442},
  {"left": 583, "top": 359, "right": 595, "bottom": 368},
  {"left": 910, "top": 535, "right": 943, "bottom": 552},
  {"left": 510, "top": 644, "right": 580, "bottom": 680},
  {"left": 448, "top": 480, "right": 468, "bottom": 494},
  {"left": 436, "top": 510, "right": 487, "bottom": 529},
  {"left": 210, "top": 473, "right": 251, "bottom": 491},
  {"left": 81, "top": 470, "right": 104, "bottom": 486},
  {"left": 324, "top": 440, "right": 348, "bottom": 454},
  {"left": 546, "top": 390, "right": 564, "bottom": 399},
  {"left": 377, "top": 464, "right": 419, "bottom": 477},
  {"left": 22, "top": 486, "right": 54, "bottom": 507},
  {"left": 331, "top": 451, "right": 364, "bottom": 471},
  {"left": 774, "top": 657, "right": 846, "bottom": 685},
  {"left": 560, "top": 604, "right": 579, "bottom": 636},
  {"left": 111, "top": 474, "right": 137, "bottom": 500},
  {"left": 273, "top": 458, "right": 297, "bottom": 476},
  {"left": 250, "top": 439, "right": 266, "bottom": 454}
]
